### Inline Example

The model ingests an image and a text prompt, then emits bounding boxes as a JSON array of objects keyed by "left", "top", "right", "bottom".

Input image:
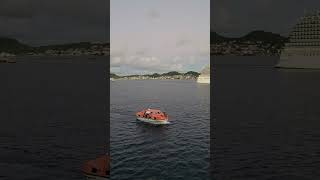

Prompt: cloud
[
  {"left": 111, "top": 0, "right": 209, "bottom": 75},
  {"left": 0, "top": 0, "right": 109, "bottom": 45},
  {"left": 135, "top": 49, "right": 148, "bottom": 56},
  {"left": 110, "top": 51, "right": 209, "bottom": 75},
  {"left": 110, "top": 38, "right": 209, "bottom": 74},
  {"left": 176, "top": 39, "right": 192, "bottom": 47},
  {"left": 212, "top": 0, "right": 320, "bottom": 36},
  {"left": 147, "top": 9, "right": 160, "bottom": 19},
  {"left": 0, "top": 0, "right": 36, "bottom": 19},
  {"left": 111, "top": 55, "right": 183, "bottom": 72}
]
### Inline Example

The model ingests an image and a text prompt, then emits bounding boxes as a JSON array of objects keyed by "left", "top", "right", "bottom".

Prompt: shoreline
[{"left": 112, "top": 78, "right": 198, "bottom": 81}]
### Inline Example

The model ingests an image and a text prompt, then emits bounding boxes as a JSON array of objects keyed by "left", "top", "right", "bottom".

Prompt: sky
[
  {"left": 212, "top": 0, "right": 320, "bottom": 37},
  {"left": 110, "top": 0, "right": 210, "bottom": 75},
  {"left": 2, "top": 0, "right": 320, "bottom": 45},
  {"left": 0, "top": 0, "right": 109, "bottom": 46}
]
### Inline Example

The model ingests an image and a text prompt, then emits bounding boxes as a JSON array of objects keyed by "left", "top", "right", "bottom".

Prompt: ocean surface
[
  {"left": 0, "top": 56, "right": 108, "bottom": 180},
  {"left": 110, "top": 80, "right": 210, "bottom": 180},
  {"left": 212, "top": 56, "right": 320, "bottom": 180}
]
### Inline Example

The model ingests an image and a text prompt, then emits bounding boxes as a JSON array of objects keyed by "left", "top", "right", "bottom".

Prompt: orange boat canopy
[{"left": 136, "top": 108, "right": 168, "bottom": 121}]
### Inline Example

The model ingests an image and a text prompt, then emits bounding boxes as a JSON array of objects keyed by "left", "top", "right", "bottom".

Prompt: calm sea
[
  {"left": 110, "top": 80, "right": 210, "bottom": 180},
  {"left": 212, "top": 56, "right": 320, "bottom": 180},
  {"left": 0, "top": 56, "right": 108, "bottom": 179}
]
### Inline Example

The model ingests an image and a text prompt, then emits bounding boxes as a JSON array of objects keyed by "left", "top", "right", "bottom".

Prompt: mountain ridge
[
  {"left": 111, "top": 71, "right": 200, "bottom": 79},
  {"left": 211, "top": 30, "right": 288, "bottom": 44},
  {"left": 0, "top": 38, "right": 109, "bottom": 55}
]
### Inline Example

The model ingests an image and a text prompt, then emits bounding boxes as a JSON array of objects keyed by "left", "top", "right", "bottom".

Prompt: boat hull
[
  {"left": 197, "top": 76, "right": 210, "bottom": 84},
  {"left": 136, "top": 117, "right": 170, "bottom": 125},
  {"left": 276, "top": 56, "right": 320, "bottom": 69},
  {"left": 84, "top": 174, "right": 109, "bottom": 180}
]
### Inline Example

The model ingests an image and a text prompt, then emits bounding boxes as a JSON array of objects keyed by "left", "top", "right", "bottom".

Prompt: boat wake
[{"left": 136, "top": 118, "right": 171, "bottom": 125}]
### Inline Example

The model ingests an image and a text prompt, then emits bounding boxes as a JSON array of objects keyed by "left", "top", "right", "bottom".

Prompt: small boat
[
  {"left": 82, "top": 154, "right": 110, "bottom": 180},
  {"left": 136, "top": 108, "right": 169, "bottom": 124}
]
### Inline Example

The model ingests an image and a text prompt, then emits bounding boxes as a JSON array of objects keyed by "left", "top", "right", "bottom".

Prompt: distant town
[
  {"left": 111, "top": 71, "right": 200, "bottom": 80},
  {"left": 211, "top": 31, "right": 288, "bottom": 56},
  {"left": 0, "top": 38, "right": 109, "bottom": 57},
  {"left": 0, "top": 30, "right": 288, "bottom": 57}
]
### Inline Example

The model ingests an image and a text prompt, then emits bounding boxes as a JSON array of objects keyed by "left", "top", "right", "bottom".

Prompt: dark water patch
[
  {"left": 212, "top": 56, "right": 320, "bottom": 179},
  {"left": 0, "top": 57, "right": 107, "bottom": 179}
]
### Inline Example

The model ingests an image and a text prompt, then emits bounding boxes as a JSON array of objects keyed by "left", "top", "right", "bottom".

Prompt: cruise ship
[
  {"left": 276, "top": 11, "right": 320, "bottom": 68},
  {"left": 197, "top": 64, "right": 210, "bottom": 84}
]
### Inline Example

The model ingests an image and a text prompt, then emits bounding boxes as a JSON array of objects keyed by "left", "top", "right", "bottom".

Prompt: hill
[
  {"left": 0, "top": 37, "right": 31, "bottom": 54},
  {"left": 0, "top": 37, "right": 109, "bottom": 56},
  {"left": 111, "top": 71, "right": 200, "bottom": 80},
  {"left": 240, "top": 31, "right": 288, "bottom": 44},
  {"left": 211, "top": 30, "right": 288, "bottom": 44}
]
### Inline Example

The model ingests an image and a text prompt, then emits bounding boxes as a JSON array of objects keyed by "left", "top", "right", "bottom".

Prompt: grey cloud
[
  {"left": 0, "top": 0, "right": 109, "bottom": 45},
  {"left": 212, "top": 0, "right": 320, "bottom": 36},
  {"left": 176, "top": 39, "right": 192, "bottom": 47},
  {"left": 0, "top": 0, "right": 36, "bottom": 18},
  {"left": 111, "top": 55, "right": 184, "bottom": 72},
  {"left": 110, "top": 53, "right": 210, "bottom": 74},
  {"left": 135, "top": 49, "right": 148, "bottom": 56},
  {"left": 147, "top": 10, "right": 160, "bottom": 19}
]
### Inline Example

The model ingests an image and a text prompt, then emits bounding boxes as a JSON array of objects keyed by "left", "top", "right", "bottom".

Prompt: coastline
[{"left": 112, "top": 78, "right": 198, "bottom": 81}]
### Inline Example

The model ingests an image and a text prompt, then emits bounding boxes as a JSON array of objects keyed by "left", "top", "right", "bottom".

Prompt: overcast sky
[
  {"left": 3, "top": 1, "right": 320, "bottom": 44},
  {"left": 212, "top": 0, "right": 320, "bottom": 37},
  {"left": 111, "top": 0, "right": 210, "bottom": 75},
  {"left": 0, "top": 0, "right": 109, "bottom": 46}
]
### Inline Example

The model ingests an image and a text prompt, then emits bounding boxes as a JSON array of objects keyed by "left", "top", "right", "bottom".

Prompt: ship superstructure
[
  {"left": 276, "top": 11, "right": 320, "bottom": 68},
  {"left": 197, "top": 64, "right": 210, "bottom": 84}
]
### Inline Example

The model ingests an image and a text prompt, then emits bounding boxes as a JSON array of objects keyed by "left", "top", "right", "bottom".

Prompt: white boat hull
[
  {"left": 276, "top": 55, "right": 320, "bottom": 69},
  {"left": 84, "top": 174, "right": 109, "bottom": 180},
  {"left": 136, "top": 117, "right": 170, "bottom": 125},
  {"left": 197, "top": 76, "right": 210, "bottom": 84}
]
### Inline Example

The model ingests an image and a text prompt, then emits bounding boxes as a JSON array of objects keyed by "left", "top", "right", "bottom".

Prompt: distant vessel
[
  {"left": 197, "top": 64, "right": 210, "bottom": 84},
  {"left": 276, "top": 11, "right": 320, "bottom": 68},
  {"left": 110, "top": 78, "right": 115, "bottom": 81},
  {"left": 82, "top": 154, "right": 110, "bottom": 180},
  {"left": 136, "top": 108, "right": 169, "bottom": 124}
]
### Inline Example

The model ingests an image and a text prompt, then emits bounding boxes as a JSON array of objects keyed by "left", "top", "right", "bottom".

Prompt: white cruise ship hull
[
  {"left": 197, "top": 76, "right": 210, "bottom": 84},
  {"left": 276, "top": 56, "right": 320, "bottom": 69},
  {"left": 136, "top": 117, "right": 170, "bottom": 125}
]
